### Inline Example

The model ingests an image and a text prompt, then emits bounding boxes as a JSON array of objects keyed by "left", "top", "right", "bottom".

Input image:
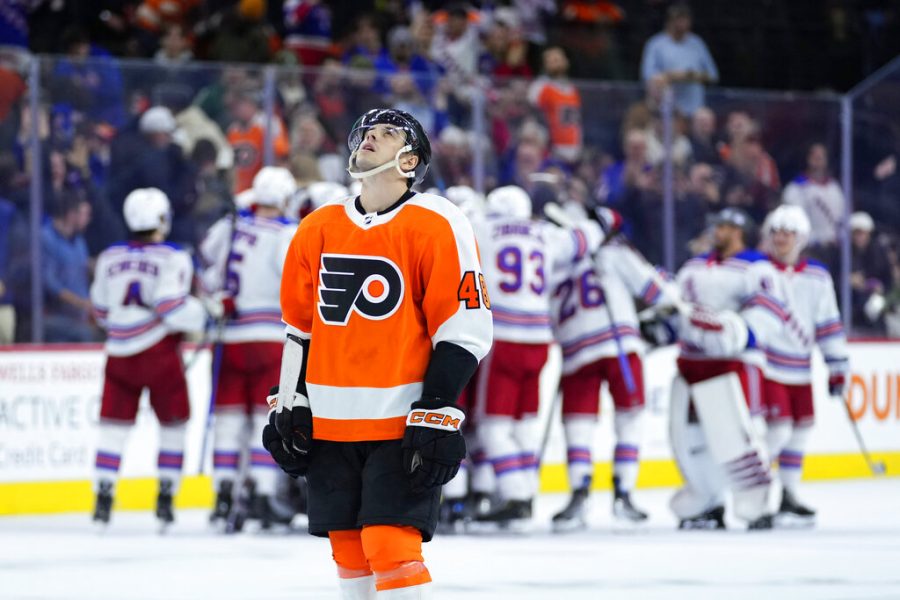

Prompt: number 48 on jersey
[{"left": 458, "top": 271, "right": 491, "bottom": 310}]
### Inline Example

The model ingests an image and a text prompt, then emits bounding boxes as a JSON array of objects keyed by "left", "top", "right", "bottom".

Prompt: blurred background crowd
[{"left": 2, "top": 0, "right": 900, "bottom": 344}]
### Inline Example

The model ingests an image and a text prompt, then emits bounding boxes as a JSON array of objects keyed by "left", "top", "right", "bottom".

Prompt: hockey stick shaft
[
  {"left": 841, "top": 395, "right": 886, "bottom": 475},
  {"left": 544, "top": 202, "right": 642, "bottom": 392},
  {"left": 198, "top": 210, "right": 240, "bottom": 474}
]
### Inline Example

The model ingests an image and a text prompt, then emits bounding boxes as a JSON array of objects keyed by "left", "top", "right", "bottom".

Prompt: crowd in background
[{"left": 1, "top": 0, "right": 900, "bottom": 344}]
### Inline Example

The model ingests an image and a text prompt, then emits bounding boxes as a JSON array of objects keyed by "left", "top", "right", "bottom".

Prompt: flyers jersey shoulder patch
[{"left": 280, "top": 194, "right": 493, "bottom": 443}]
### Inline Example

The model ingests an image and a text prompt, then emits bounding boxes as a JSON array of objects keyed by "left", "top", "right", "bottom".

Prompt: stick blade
[{"left": 543, "top": 202, "right": 575, "bottom": 228}]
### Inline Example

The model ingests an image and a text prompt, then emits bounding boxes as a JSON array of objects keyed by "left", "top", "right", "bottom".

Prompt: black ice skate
[
  {"left": 252, "top": 494, "right": 294, "bottom": 531},
  {"left": 156, "top": 479, "right": 175, "bottom": 531},
  {"left": 209, "top": 480, "right": 234, "bottom": 524},
  {"left": 678, "top": 505, "right": 726, "bottom": 530},
  {"left": 747, "top": 514, "right": 774, "bottom": 530},
  {"left": 775, "top": 488, "right": 815, "bottom": 528},
  {"left": 475, "top": 499, "right": 532, "bottom": 530},
  {"left": 437, "top": 497, "right": 469, "bottom": 534},
  {"left": 612, "top": 476, "right": 648, "bottom": 523},
  {"left": 92, "top": 481, "right": 113, "bottom": 526},
  {"left": 552, "top": 487, "right": 590, "bottom": 533},
  {"left": 468, "top": 492, "right": 493, "bottom": 518}
]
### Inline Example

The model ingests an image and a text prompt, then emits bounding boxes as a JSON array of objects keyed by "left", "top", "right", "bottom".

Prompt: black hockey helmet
[
  {"left": 347, "top": 108, "right": 432, "bottom": 182},
  {"left": 710, "top": 207, "right": 756, "bottom": 244}
]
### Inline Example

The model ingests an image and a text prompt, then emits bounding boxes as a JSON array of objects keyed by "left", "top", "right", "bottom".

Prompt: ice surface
[{"left": 1, "top": 479, "right": 899, "bottom": 600}]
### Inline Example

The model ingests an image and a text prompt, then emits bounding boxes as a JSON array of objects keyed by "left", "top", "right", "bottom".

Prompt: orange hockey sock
[
  {"left": 329, "top": 529, "right": 373, "bottom": 579},
  {"left": 360, "top": 525, "right": 431, "bottom": 591}
]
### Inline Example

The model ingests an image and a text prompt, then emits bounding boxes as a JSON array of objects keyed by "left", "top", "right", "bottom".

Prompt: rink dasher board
[{"left": 0, "top": 342, "right": 898, "bottom": 515}]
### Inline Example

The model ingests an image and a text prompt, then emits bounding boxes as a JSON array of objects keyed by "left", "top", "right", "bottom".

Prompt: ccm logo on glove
[{"left": 406, "top": 409, "right": 464, "bottom": 430}]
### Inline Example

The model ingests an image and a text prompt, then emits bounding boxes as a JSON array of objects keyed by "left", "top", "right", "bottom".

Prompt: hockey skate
[
  {"left": 775, "top": 488, "right": 815, "bottom": 528},
  {"left": 747, "top": 514, "right": 774, "bottom": 531},
  {"left": 156, "top": 479, "right": 175, "bottom": 532},
  {"left": 552, "top": 487, "right": 590, "bottom": 533},
  {"left": 225, "top": 479, "right": 255, "bottom": 534},
  {"left": 209, "top": 480, "right": 234, "bottom": 525},
  {"left": 468, "top": 492, "right": 493, "bottom": 518},
  {"left": 678, "top": 505, "right": 726, "bottom": 530},
  {"left": 474, "top": 499, "right": 533, "bottom": 532},
  {"left": 437, "top": 497, "right": 469, "bottom": 535},
  {"left": 92, "top": 481, "right": 113, "bottom": 526},
  {"left": 612, "top": 477, "right": 648, "bottom": 525},
  {"left": 251, "top": 494, "right": 294, "bottom": 532}
]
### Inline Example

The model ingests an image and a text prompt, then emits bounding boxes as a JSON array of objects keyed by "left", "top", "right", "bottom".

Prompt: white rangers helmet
[
  {"left": 446, "top": 185, "right": 482, "bottom": 207},
  {"left": 234, "top": 188, "right": 257, "bottom": 210},
  {"left": 252, "top": 166, "right": 297, "bottom": 208},
  {"left": 307, "top": 181, "right": 350, "bottom": 211},
  {"left": 123, "top": 187, "right": 171, "bottom": 234},
  {"left": 486, "top": 185, "right": 531, "bottom": 219},
  {"left": 763, "top": 204, "right": 811, "bottom": 252}
]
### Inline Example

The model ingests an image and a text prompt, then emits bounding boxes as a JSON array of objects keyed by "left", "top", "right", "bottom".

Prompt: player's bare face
[
  {"left": 354, "top": 124, "right": 408, "bottom": 171},
  {"left": 712, "top": 224, "right": 739, "bottom": 253},
  {"left": 771, "top": 229, "right": 797, "bottom": 261}
]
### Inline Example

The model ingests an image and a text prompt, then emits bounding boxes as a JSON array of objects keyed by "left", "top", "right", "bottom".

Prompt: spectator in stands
[
  {"left": 430, "top": 3, "right": 481, "bottom": 103},
  {"left": 52, "top": 26, "right": 127, "bottom": 127},
  {"left": 187, "top": 138, "right": 231, "bottom": 244},
  {"left": 374, "top": 25, "right": 442, "bottom": 97},
  {"left": 410, "top": 10, "right": 436, "bottom": 59},
  {"left": 597, "top": 128, "right": 654, "bottom": 211},
  {"left": 207, "top": 0, "right": 274, "bottom": 65},
  {"left": 597, "top": 128, "right": 663, "bottom": 261},
  {"left": 290, "top": 112, "right": 343, "bottom": 183},
  {"left": 782, "top": 143, "right": 845, "bottom": 256},
  {"left": 639, "top": 2, "right": 718, "bottom": 117},
  {"left": 850, "top": 211, "right": 892, "bottom": 335},
  {"left": 677, "top": 162, "right": 720, "bottom": 265},
  {"left": 41, "top": 195, "right": 96, "bottom": 343},
  {"left": 689, "top": 106, "right": 721, "bottom": 165},
  {"left": 108, "top": 106, "right": 192, "bottom": 237},
  {"left": 226, "top": 89, "right": 290, "bottom": 193},
  {"left": 430, "top": 125, "right": 476, "bottom": 188},
  {"left": 342, "top": 14, "right": 386, "bottom": 65},
  {"left": 154, "top": 22, "right": 193, "bottom": 66},
  {"left": 282, "top": 0, "right": 333, "bottom": 66},
  {"left": 527, "top": 46, "right": 582, "bottom": 164},
  {"left": 721, "top": 124, "right": 780, "bottom": 221},
  {"left": 479, "top": 10, "right": 532, "bottom": 79}
]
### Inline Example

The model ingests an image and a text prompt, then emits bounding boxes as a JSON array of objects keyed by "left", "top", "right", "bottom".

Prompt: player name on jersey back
[{"left": 91, "top": 242, "right": 200, "bottom": 356}]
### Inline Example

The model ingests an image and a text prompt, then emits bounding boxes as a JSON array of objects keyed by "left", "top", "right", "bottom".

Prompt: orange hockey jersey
[{"left": 281, "top": 191, "right": 494, "bottom": 442}]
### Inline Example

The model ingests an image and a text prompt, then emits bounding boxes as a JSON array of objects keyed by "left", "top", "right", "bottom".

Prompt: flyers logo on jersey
[{"left": 318, "top": 254, "right": 404, "bottom": 325}]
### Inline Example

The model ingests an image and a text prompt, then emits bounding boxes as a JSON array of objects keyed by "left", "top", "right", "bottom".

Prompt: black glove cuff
[{"left": 412, "top": 397, "right": 466, "bottom": 417}]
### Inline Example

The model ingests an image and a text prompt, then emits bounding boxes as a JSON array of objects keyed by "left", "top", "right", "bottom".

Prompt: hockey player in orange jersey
[{"left": 262, "top": 109, "right": 493, "bottom": 599}]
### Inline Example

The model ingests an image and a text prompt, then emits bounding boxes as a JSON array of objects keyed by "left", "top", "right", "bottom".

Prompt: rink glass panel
[{"left": 7, "top": 56, "right": 893, "bottom": 340}]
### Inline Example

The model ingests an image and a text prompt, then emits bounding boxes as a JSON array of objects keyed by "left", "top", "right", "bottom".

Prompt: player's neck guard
[{"left": 347, "top": 144, "right": 416, "bottom": 180}]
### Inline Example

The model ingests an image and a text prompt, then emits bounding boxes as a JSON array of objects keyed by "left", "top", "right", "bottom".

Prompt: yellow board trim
[{"left": 1, "top": 452, "right": 898, "bottom": 516}]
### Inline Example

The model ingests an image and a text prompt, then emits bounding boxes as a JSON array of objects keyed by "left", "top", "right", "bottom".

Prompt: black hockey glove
[
  {"left": 271, "top": 384, "right": 313, "bottom": 457},
  {"left": 401, "top": 398, "right": 467, "bottom": 495},
  {"left": 262, "top": 410, "right": 309, "bottom": 478}
]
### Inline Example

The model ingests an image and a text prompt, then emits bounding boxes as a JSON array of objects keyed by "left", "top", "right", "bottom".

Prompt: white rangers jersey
[
  {"left": 550, "top": 242, "right": 674, "bottom": 375},
  {"left": 676, "top": 250, "right": 788, "bottom": 365},
  {"left": 765, "top": 257, "right": 849, "bottom": 384},
  {"left": 782, "top": 176, "right": 844, "bottom": 246},
  {"left": 90, "top": 241, "right": 206, "bottom": 356},
  {"left": 473, "top": 215, "right": 602, "bottom": 344},
  {"left": 200, "top": 212, "right": 297, "bottom": 343}
]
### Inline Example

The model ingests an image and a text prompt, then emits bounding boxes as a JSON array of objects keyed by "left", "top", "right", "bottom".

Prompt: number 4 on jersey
[{"left": 458, "top": 271, "right": 491, "bottom": 310}]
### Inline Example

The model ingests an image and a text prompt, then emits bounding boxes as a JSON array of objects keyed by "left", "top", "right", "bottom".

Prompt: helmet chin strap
[{"left": 347, "top": 144, "right": 416, "bottom": 180}]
